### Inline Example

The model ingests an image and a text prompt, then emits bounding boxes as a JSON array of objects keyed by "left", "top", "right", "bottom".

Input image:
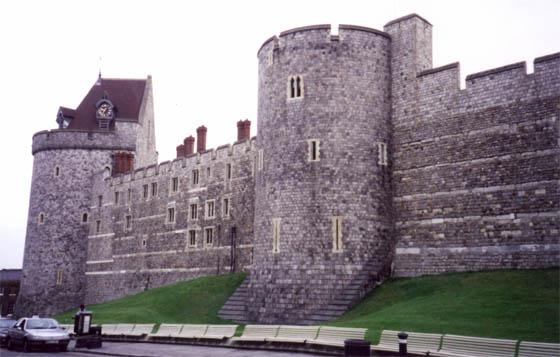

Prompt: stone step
[{"left": 218, "top": 276, "right": 249, "bottom": 322}]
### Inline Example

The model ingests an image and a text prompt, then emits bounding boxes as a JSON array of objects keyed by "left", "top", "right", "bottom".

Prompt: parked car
[
  {"left": 6, "top": 316, "right": 69, "bottom": 352},
  {"left": 0, "top": 317, "right": 17, "bottom": 347}
]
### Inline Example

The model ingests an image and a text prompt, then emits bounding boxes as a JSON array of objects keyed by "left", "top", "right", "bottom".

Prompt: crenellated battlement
[{"left": 106, "top": 137, "right": 255, "bottom": 186}]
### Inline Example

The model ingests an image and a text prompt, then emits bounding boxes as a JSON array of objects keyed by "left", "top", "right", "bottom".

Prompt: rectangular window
[
  {"left": 98, "top": 195, "right": 103, "bottom": 207},
  {"left": 190, "top": 203, "right": 198, "bottom": 220},
  {"left": 171, "top": 177, "right": 179, "bottom": 193},
  {"left": 127, "top": 188, "right": 132, "bottom": 203},
  {"left": 125, "top": 215, "right": 132, "bottom": 230},
  {"left": 206, "top": 167, "right": 211, "bottom": 180},
  {"left": 192, "top": 169, "right": 199, "bottom": 185},
  {"left": 222, "top": 197, "right": 230, "bottom": 218},
  {"left": 188, "top": 230, "right": 197, "bottom": 247},
  {"left": 226, "top": 163, "right": 232, "bottom": 180},
  {"left": 258, "top": 150, "right": 264, "bottom": 171},
  {"left": 205, "top": 227, "right": 214, "bottom": 246},
  {"left": 378, "top": 142, "right": 388, "bottom": 166},
  {"left": 114, "top": 191, "right": 120, "bottom": 205},
  {"left": 332, "top": 216, "right": 343, "bottom": 252},
  {"left": 56, "top": 269, "right": 63, "bottom": 285},
  {"left": 308, "top": 139, "right": 320, "bottom": 162},
  {"left": 151, "top": 182, "right": 158, "bottom": 197},
  {"left": 96, "top": 220, "right": 101, "bottom": 233},
  {"left": 143, "top": 184, "right": 149, "bottom": 199},
  {"left": 167, "top": 207, "right": 175, "bottom": 223},
  {"left": 206, "top": 200, "right": 215, "bottom": 219},
  {"left": 272, "top": 218, "right": 281, "bottom": 253}
]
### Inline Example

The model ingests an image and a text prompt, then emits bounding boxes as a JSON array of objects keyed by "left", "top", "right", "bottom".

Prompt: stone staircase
[{"left": 217, "top": 277, "right": 249, "bottom": 323}]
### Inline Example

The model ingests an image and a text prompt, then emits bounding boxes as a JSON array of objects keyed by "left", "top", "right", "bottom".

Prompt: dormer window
[{"left": 95, "top": 92, "right": 115, "bottom": 130}]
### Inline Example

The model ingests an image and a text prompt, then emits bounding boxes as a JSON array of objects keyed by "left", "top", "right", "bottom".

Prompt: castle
[{"left": 16, "top": 14, "right": 559, "bottom": 324}]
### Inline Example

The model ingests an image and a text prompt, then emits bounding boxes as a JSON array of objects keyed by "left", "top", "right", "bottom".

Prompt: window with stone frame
[
  {"left": 205, "top": 227, "right": 214, "bottom": 246},
  {"left": 55, "top": 269, "right": 63, "bottom": 285},
  {"left": 96, "top": 220, "right": 101, "bottom": 233},
  {"left": 171, "top": 177, "right": 179, "bottom": 193},
  {"left": 114, "top": 191, "right": 120, "bottom": 205},
  {"left": 143, "top": 184, "right": 149, "bottom": 199},
  {"left": 225, "top": 163, "right": 232, "bottom": 181},
  {"left": 54, "top": 166, "right": 61, "bottom": 177},
  {"left": 81, "top": 212, "right": 89, "bottom": 224},
  {"left": 125, "top": 215, "right": 132, "bottom": 230},
  {"left": 151, "top": 182, "right": 158, "bottom": 197},
  {"left": 222, "top": 197, "right": 230, "bottom": 218},
  {"left": 98, "top": 195, "right": 103, "bottom": 207},
  {"left": 287, "top": 75, "right": 304, "bottom": 99},
  {"left": 206, "top": 200, "right": 215, "bottom": 219},
  {"left": 272, "top": 218, "right": 281, "bottom": 253},
  {"left": 127, "top": 188, "right": 132, "bottom": 203},
  {"left": 167, "top": 207, "right": 176, "bottom": 224},
  {"left": 258, "top": 150, "right": 264, "bottom": 171},
  {"left": 190, "top": 203, "right": 198, "bottom": 220},
  {"left": 188, "top": 230, "right": 197, "bottom": 248},
  {"left": 38, "top": 212, "right": 45, "bottom": 225},
  {"left": 192, "top": 169, "right": 200, "bottom": 186},
  {"left": 332, "top": 216, "right": 343, "bottom": 252},
  {"left": 378, "top": 142, "right": 388, "bottom": 166},
  {"left": 308, "top": 139, "right": 320, "bottom": 162}
]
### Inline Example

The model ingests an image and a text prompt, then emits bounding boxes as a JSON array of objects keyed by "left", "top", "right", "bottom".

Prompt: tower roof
[{"left": 65, "top": 77, "right": 147, "bottom": 130}]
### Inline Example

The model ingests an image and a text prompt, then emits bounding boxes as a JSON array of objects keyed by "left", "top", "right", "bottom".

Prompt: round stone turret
[{"left": 249, "top": 24, "right": 395, "bottom": 323}]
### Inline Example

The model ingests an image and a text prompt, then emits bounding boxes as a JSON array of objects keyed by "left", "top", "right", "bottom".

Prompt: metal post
[{"left": 398, "top": 332, "right": 408, "bottom": 356}]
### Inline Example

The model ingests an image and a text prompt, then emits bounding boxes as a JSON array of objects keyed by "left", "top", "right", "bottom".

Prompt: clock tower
[{"left": 95, "top": 92, "right": 115, "bottom": 129}]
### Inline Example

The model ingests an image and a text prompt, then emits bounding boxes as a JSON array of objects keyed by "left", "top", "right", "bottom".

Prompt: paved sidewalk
[{"left": 72, "top": 341, "right": 329, "bottom": 357}]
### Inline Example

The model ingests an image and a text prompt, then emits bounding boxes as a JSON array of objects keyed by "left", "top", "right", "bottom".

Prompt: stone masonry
[{"left": 16, "top": 14, "right": 559, "bottom": 322}]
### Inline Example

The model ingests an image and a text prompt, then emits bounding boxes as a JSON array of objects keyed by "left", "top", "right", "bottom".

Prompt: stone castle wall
[
  {"left": 388, "top": 17, "right": 560, "bottom": 276},
  {"left": 249, "top": 24, "right": 395, "bottom": 324},
  {"left": 85, "top": 138, "right": 255, "bottom": 305}
]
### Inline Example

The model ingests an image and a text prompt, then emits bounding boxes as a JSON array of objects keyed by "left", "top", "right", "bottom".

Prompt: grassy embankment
[{"left": 53, "top": 268, "right": 559, "bottom": 343}]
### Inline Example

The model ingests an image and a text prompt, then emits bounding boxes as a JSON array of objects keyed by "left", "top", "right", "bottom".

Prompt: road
[{"left": 1, "top": 341, "right": 328, "bottom": 356}]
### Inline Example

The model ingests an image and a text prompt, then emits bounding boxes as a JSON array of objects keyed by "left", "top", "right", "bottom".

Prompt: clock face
[{"left": 97, "top": 103, "right": 113, "bottom": 118}]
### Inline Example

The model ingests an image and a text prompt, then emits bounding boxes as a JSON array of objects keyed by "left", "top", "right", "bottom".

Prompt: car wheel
[
  {"left": 23, "top": 339, "right": 30, "bottom": 353},
  {"left": 6, "top": 338, "right": 13, "bottom": 350}
]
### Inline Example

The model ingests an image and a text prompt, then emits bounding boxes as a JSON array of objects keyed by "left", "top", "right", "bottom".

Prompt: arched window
[{"left": 287, "top": 75, "right": 304, "bottom": 100}]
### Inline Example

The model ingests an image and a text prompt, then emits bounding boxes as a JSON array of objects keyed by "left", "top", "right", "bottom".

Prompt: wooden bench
[
  {"left": 101, "top": 324, "right": 118, "bottom": 336},
  {"left": 430, "top": 334, "right": 517, "bottom": 357},
  {"left": 371, "top": 330, "right": 442, "bottom": 355},
  {"left": 128, "top": 324, "right": 155, "bottom": 337},
  {"left": 231, "top": 325, "right": 280, "bottom": 342},
  {"left": 170, "top": 324, "right": 208, "bottom": 339},
  {"left": 518, "top": 341, "right": 560, "bottom": 357},
  {"left": 148, "top": 324, "right": 182, "bottom": 339},
  {"left": 307, "top": 326, "right": 368, "bottom": 347},
  {"left": 199, "top": 325, "right": 238, "bottom": 340},
  {"left": 106, "top": 323, "right": 135, "bottom": 336},
  {"left": 265, "top": 325, "right": 319, "bottom": 344}
]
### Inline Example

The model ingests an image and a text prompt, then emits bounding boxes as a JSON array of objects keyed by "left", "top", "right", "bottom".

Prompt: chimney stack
[
  {"left": 237, "top": 119, "right": 251, "bottom": 141},
  {"left": 184, "top": 135, "right": 195, "bottom": 155},
  {"left": 176, "top": 144, "right": 185, "bottom": 158},
  {"left": 196, "top": 126, "right": 207, "bottom": 152}
]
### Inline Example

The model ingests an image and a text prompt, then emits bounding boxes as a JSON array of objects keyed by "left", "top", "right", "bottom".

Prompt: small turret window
[
  {"left": 272, "top": 218, "right": 281, "bottom": 253},
  {"left": 332, "top": 216, "right": 343, "bottom": 252},
  {"left": 378, "top": 142, "right": 388, "bottom": 166},
  {"left": 56, "top": 269, "right": 63, "bottom": 285},
  {"left": 81, "top": 212, "right": 89, "bottom": 224},
  {"left": 308, "top": 139, "right": 320, "bottom": 162},
  {"left": 38, "top": 212, "right": 45, "bottom": 224},
  {"left": 54, "top": 166, "right": 60, "bottom": 177}
]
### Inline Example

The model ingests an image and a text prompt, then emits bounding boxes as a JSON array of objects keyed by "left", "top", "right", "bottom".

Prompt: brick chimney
[
  {"left": 176, "top": 144, "right": 185, "bottom": 158},
  {"left": 243, "top": 119, "right": 251, "bottom": 140},
  {"left": 184, "top": 135, "right": 195, "bottom": 155},
  {"left": 237, "top": 119, "right": 251, "bottom": 141},
  {"left": 196, "top": 126, "right": 207, "bottom": 152}
]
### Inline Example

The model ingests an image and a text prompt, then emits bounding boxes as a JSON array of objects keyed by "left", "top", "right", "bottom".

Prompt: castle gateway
[{"left": 16, "top": 14, "right": 559, "bottom": 324}]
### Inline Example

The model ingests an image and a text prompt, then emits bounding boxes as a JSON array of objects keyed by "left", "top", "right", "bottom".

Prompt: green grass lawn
[
  {"left": 327, "top": 268, "right": 559, "bottom": 344},
  {"left": 52, "top": 268, "right": 559, "bottom": 343},
  {"left": 53, "top": 273, "right": 247, "bottom": 326}
]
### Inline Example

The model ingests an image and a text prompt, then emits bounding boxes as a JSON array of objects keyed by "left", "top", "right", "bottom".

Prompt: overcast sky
[{"left": 0, "top": 0, "right": 558, "bottom": 269}]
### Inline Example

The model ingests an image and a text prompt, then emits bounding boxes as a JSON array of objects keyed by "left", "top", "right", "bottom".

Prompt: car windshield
[
  {"left": 26, "top": 318, "right": 59, "bottom": 329},
  {"left": 0, "top": 319, "right": 16, "bottom": 328}
]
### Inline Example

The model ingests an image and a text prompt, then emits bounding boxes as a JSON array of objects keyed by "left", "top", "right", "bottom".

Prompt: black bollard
[{"left": 398, "top": 332, "right": 408, "bottom": 356}]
